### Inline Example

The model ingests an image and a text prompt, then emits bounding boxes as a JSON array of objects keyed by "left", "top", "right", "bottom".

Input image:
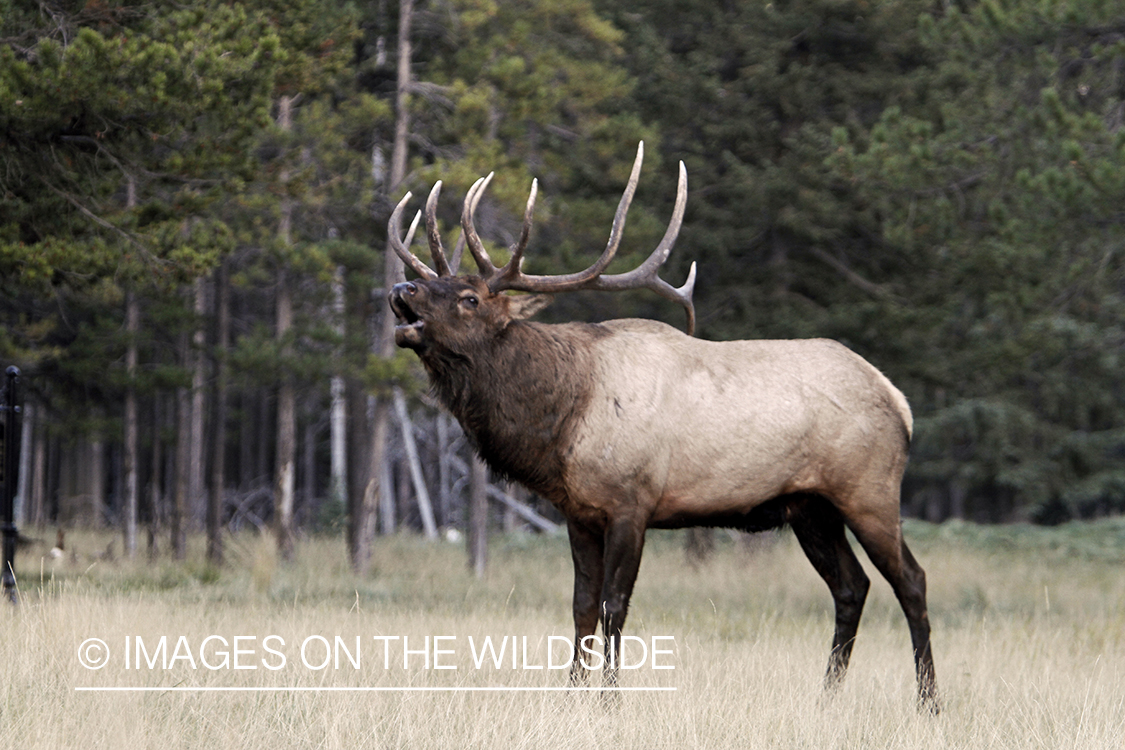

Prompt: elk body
[{"left": 386, "top": 144, "right": 938, "bottom": 710}]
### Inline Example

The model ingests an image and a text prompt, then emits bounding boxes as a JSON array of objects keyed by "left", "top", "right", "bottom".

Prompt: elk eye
[{"left": 460, "top": 295, "right": 479, "bottom": 309}]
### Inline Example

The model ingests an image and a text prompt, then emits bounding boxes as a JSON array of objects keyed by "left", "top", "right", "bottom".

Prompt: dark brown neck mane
[{"left": 419, "top": 320, "right": 606, "bottom": 501}]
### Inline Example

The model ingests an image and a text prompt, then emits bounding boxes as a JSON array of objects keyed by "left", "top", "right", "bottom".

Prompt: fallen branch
[{"left": 448, "top": 454, "right": 560, "bottom": 534}]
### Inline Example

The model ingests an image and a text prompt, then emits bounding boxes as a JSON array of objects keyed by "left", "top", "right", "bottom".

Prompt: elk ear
[{"left": 507, "top": 293, "right": 553, "bottom": 320}]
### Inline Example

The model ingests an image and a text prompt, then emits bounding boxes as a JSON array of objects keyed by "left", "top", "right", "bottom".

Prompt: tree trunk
[
  {"left": 89, "top": 432, "right": 104, "bottom": 528},
  {"left": 346, "top": 378, "right": 372, "bottom": 568},
  {"left": 46, "top": 435, "right": 59, "bottom": 525},
  {"left": 436, "top": 413, "right": 452, "bottom": 529},
  {"left": 123, "top": 290, "right": 139, "bottom": 557},
  {"left": 392, "top": 388, "right": 437, "bottom": 539},
  {"left": 189, "top": 277, "right": 206, "bottom": 528},
  {"left": 208, "top": 260, "right": 230, "bottom": 565},
  {"left": 301, "top": 394, "right": 316, "bottom": 514},
  {"left": 256, "top": 391, "right": 270, "bottom": 487},
  {"left": 468, "top": 454, "right": 488, "bottom": 578},
  {"left": 389, "top": 0, "right": 413, "bottom": 194},
  {"left": 173, "top": 360, "right": 190, "bottom": 559},
  {"left": 330, "top": 265, "right": 347, "bottom": 507},
  {"left": 14, "top": 400, "right": 33, "bottom": 526},
  {"left": 274, "top": 94, "right": 297, "bottom": 562},
  {"left": 29, "top": 404, "right": 46, "bottom": 527},
  {"left": 369, "top": 398, "right": 393, "bottom": 538},
  {"left": 148, "top": 394, "right": 164, "bottom": 559},
  {"left": 353, "top": 0, "right": 413, "bottom": 572},
  {"left": 275, "top": 269, "right": 296, "bottom": 560}
]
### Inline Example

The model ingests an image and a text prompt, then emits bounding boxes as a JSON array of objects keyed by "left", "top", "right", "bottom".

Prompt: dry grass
[{"left": 2, "top": 521, "right": 1124, "bottom": 749}]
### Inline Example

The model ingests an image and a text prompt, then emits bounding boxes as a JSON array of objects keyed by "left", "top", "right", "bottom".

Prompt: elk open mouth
[{"left": 389, "top": 290, "right": 425, "bottom": 348}]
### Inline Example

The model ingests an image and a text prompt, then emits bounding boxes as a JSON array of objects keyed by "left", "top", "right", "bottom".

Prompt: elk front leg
[
  {"left": 600, "top": 516, "right": 646, "bottom": 688},
  {"left": 567, "top": 519, "right": 604, "bottom": 685}
]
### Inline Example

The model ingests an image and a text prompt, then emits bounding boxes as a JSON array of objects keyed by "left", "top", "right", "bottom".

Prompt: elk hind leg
[
  {"left": 599, "top": 516, "right": 647, "bottom": 689},
  {"left": 789, "top": 496, "right": 871, "bottom": 691},
  {"left": 847, "top": 514, "right": 939, "bottom": 712}
]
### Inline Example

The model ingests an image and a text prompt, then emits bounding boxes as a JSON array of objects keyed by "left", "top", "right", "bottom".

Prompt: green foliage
[
  {"left": 820, "top": 0, "right": 1125, "bottom": 520},
  {"left": 3, "top": 0, "right": 1125, "bottom": 524},
  {"left": 363, "top": 349, "right": 427, "bottom": 398},
  {"left": 404, "top": 0, "right": 661, "bottom": 320},
  {"left": 1, "top": 1, "right": 285, "bottom": 424}
]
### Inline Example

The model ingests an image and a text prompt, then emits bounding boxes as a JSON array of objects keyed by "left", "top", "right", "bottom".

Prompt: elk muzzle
[{"left": 389, "top": 281, "right": 426, "bottom": 348}]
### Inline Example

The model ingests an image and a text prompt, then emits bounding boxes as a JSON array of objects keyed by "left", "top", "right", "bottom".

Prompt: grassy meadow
[{"left": 2, "top": 519, "right": 1124, "bottom": 749}]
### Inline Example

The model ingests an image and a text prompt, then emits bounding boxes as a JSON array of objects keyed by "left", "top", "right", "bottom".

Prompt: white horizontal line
[{"left": 75, "top": 686, "right": 676, "bottom": 693}]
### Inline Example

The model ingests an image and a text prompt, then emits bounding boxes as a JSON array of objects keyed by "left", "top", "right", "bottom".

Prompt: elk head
[{"left": 387, "top": 142, "right": 696, "bottom": 358}]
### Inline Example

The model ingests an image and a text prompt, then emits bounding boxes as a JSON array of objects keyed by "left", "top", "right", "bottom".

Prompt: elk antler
[
  {"left": 478, "top": 143, "right": 644, "bottom": 293},
  {"left": 388, "top": 191, "right": 431, "bottom": 280},
  {"left": 583, "top": 161, "right": 696, "bottom": 336},
  {"left": 425, "top": 182, "right": 454, "bottom": 277},
  {"left": 386, "top": 141, "right": 696, "bottom": 334}
]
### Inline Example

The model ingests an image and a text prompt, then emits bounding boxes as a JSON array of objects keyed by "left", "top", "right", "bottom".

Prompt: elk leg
[
  {"left": 790, "top": 498, "right": 870, "bottom": 691},
  {"left": 848, "top": 518, "right": 939, "bottom": 713},
  {"left": 567, "top": 519, "right": 604, "bottom": 684},
  {"left": 599, "top": 516, "right": 647, "bottom": 688}
]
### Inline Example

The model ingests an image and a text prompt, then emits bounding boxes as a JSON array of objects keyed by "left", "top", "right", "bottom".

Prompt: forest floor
[{"left": 3, "top": 519, "right": 1124, "bottom": 748}]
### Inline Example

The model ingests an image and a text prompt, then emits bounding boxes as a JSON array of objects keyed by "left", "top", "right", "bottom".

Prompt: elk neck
[{"left": 419, "top": 319, "right": 609, "bottom": 501}]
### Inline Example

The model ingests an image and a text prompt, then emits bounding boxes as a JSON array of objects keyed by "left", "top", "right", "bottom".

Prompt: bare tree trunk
[
  {"left": 346, "top": 379, "right": 372, "bottom": 566},
  {"left": 389, "top": 0, "right": 412, "bottom": 194},
  {"left": 14, "top": 400, "right": 33, "bottom": 526},
  {"left": 121, "top": 174, "right": 140, "bottom": 556},
  {"left": 392, "top": 387, "right": 437, "bottom": 539},
  {"left": 148, "top": 394, "right": 164, "bottom": 559},
  {"left": 46, "top": 435, "right": 59, "bottom": 525},
  {"left": 468, "top": 454, "right": 488, "bottom": 578},
  {"left": 56, "top": 440, "right": 76, "bottom": 524},
  {"left": 124, "top": 290, "right": 139, "bottom": 557},
  {"left": 353, "top": 0, "right": 413, "bottom": 573},
  {"left": 950, "top": 480, "right": 967, "bottom": 521},
  {"left": 275, "top": 271, "right": 296, "bottom": 560},
  {"left": 436, "top": 413, "right": 451, "bottom": 529},
  {"left": 256, "top": 391, "right": 270, "bottom": 486},
  {"left": 208, "top": 260, "right": 229, "bottom": 565},
  {"left": 330, "top": 265, "right": 347, "bottom": 507},
  {"left": 238, "top": 391, "right": 253, "bottom": 491},
  {"left": 29, "top": 404, "right": 46, "bottom": 527},
  {"left": 301, "top": 395, "right": 316, "bottom": 512},
  {"left": 89, "top": 432, "right": 104, "bottom": 528},
  {"left": 173, "top": 361, "right": 190, "bottom": 559},
  {"left": 190, "top": 277, "right": 206, "bottom": 528},
  {"left": 274, "top": 93, "right": 297, "bottom": 562},
  {"left": 369, "top": 398, "right": 393, "bottom": 538}
]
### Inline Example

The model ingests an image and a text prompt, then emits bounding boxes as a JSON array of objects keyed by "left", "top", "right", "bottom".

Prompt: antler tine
[
  {"left": 462, "top": 173, "right": 497, "bottom": 277},
  {"left": 449, "top": 231, "right": 466, "bottom": 276},
  {"left": 493, "top": 178, "right": 538, "bottom": 287},
  {"left": 389, "top": 191, "right": 439, "bottom": 280},
  {"left": 488, "top": 141, "right": 645, "bottom": 294},
  {"left": 424, "top": 181, "right": 453, "bottom": 277},
  {"left": 404, "top": 208, "right": 422, "bottom": 252},
  {"left": 586, "top": 161, "right": 697, "bottom": 335}
]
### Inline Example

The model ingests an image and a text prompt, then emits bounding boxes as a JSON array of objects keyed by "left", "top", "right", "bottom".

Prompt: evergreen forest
[{"left": 3, "top": 0, "right": 1124, "bottom": 569}]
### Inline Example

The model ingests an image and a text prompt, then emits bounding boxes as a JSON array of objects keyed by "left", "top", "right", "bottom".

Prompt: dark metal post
[{"left": 1, "top": 366, "right": 21, "bottom": 603}]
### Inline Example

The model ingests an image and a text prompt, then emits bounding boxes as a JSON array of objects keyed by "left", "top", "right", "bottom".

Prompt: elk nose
[{"left": 391, "top": 281, "right": 417, "bottom": 299}]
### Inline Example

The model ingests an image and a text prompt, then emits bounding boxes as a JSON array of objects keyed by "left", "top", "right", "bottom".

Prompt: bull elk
[{"left": 386, "top": 143, "right": 938, "bottom": 710}]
